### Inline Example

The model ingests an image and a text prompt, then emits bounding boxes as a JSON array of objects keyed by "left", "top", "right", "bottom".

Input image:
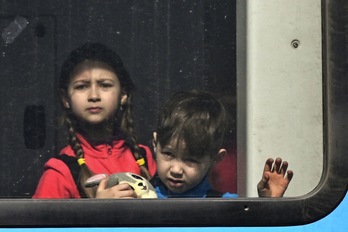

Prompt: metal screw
[{"left": 291, "top": 39, "right": 300, "bottom": 49}]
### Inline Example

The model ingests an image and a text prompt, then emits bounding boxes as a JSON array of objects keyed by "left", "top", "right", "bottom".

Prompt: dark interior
[{"left": 0, "top": 0, "right": 236, "bottom": 197}]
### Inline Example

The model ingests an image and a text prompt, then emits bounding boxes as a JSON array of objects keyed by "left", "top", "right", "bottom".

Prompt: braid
[
  {"left": 65, "top": 116, "right": 84, "bottom": 159},
  {"left": 120, "top": 95, "right": 151, "bottom": 180},
  {"left": 64, "top": 112, "right": 96, "bottom": 197},
  {"left": 59, "top": 43, "right": 151, "bottom": 193}
]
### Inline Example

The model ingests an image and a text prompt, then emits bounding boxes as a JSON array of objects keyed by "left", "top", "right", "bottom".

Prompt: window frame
[{"left": 0, "top": 0, "right": 347, "bottom": 227}]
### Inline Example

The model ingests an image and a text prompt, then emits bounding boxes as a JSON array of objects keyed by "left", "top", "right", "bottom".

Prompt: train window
[{"left": 0, "top": 0, "right": 347, "bottom": 227}]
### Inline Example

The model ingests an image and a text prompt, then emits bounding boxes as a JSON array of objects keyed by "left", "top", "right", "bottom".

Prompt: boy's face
[{"left": 153, "top": 133, "right": 224, "bottom": 194}]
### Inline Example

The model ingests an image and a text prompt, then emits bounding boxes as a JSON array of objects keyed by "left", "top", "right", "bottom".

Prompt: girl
[
  {"left": 150, "top": 90, "right": 293, "bottom": 198},
  {"left": 33, "top": 43, "right": 156, "bottom": 198}
]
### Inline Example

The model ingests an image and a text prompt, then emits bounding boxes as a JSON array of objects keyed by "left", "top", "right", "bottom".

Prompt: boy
[
  {"left": 150, "top": 91, "right": 293, "bottom": 198},
  {"left": 95, "top": 90, "right": 293, "bottom": 198}
]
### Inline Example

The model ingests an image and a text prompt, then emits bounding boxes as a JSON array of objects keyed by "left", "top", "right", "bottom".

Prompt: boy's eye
[
  {"left": 160, "top": 151, "right": 174, "bottom": 158},
  {"left": 162, "top": 152, "right": 173, "bottom": 157},
  {"left": 185, "top": 158, "right": 199, "bottom": 164}
]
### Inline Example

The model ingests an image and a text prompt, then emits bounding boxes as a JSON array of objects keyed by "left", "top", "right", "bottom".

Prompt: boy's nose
[{"left": 170, "top": 161, "right": 184, "bottom": 177}]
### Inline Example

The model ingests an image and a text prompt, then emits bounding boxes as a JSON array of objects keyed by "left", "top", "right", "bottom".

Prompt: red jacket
[{"left": 33, "top": 134, "right": 156, "bottom": 198}]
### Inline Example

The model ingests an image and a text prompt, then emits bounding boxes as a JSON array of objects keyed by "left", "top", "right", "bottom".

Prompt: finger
[
  {"left": 257, "top": 173, "right": 269, "bottom": 192},
  {"left": 97, "top": 178, "right": 107, "bottom": 192},
  {"left": 102, "top": 183, "right": 136, "bottom": 198},
  {"left": 85, "top": 173, "right": 108, "bottom": 188},
  {"left": 273, "top": 157, "right": 283, "bottom": 173},
  {"left": 257, "top": 172, "right": 269, "bottom": 187},
  {"left": 115, "top": 183, "right": 134, "bottom": 191},
  {"left": 263, "top": 172, "right": 270, "bottom": 183},
  {"left": 263, "top": 158, "right": 274, "bottom": 173},
  {"left": 286, "top": 170, "right": 294, "bottom": 183},
  {"left": 280, "top": 161, "right": 288, "bottom": 176},
  {"left": 114, "top": 188, "right": 137, "bottom": 198},
  {"left": 120, "top": 190, "right": 137, "bottom": 198},
  {"left": 116, "top": 184, "right": 137, "bottom": 198}
]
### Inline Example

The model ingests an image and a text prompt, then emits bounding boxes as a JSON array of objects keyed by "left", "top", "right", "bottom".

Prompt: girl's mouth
[{"left": 87, "top": 107, "right": 102, "bottom": 113}]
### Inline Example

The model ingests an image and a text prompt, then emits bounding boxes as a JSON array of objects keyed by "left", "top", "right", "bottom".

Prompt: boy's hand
[
  {"left": 257, "top": 157, "right": 293, "bottom": 198},
  {"left": 95, "top": 178, "right": 137, "bottom": 199}
]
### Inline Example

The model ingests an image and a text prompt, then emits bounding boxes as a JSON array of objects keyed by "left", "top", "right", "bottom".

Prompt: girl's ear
[
  {"left": 153, "top": 132, "right": 157, "bottom": 142},
  {"left": 62, "top": 98, "right": 70, "bottom": 108},
  {"left": 120, "top": 94, "right": 128, "bottom": 106},
  {"left": 60, "top": 91, "right": 70, "bottom": 109},
  {"left": 214, "top": 149, "right": 226, "bottom": 163}
]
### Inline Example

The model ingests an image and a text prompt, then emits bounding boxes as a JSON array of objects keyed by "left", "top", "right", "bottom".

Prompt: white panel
[{"left": 237, "top": 0, "right": 323, "bottom": 197}]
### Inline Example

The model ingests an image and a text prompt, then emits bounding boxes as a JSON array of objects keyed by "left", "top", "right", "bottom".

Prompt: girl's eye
[
  {"left": 99, "top": 82, "right": 113, "bottom": 88},
  {"left": 74, "top": 84, "right": 88, "bottom": 90}
]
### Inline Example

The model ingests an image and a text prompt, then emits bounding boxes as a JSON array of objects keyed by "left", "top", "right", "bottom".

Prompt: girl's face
[
  {"left": 63, "top": 67, "right": 127, "bottom": 126},
  {"left": 153, "top": 133, "right": 223, "bottom": 194}
]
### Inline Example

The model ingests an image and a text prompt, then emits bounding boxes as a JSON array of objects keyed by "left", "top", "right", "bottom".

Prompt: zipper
[{"left": 107, "top": 144, "right": 112, "bottom": 155}]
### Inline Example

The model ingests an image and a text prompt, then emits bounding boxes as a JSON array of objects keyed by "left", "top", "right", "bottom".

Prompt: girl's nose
[{"left": 88, "top": 85, "right": 101, "bottom": 102}]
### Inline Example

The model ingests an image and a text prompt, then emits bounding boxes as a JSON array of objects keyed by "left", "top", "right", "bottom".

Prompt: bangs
[
  {"left": 157, "top": 103, "right": 226, "bottom": 159},
  {"left": 69, "top": 60, "right": 116, "bottom": 81}
]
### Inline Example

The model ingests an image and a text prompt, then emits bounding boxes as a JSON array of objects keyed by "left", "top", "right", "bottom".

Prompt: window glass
[
  {"left": 0, "top": 0, "right": 237, "bottom": 198},
  {"left": 0, "top": 0, "right": 325, "bottom": 198},
  {"left": 0, "top": 0, "right": 346, "bottom": 228}
]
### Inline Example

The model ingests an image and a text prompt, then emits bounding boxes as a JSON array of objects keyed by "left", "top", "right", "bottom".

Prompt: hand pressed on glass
[{"left": 257, "top": 157, "right": 294, "bottom": 197}]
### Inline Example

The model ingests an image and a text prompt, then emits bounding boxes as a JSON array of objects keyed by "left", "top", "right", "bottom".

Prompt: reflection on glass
[
  {"left": 0, "top": 1, "right": 236, "bottom": 198},
  {"left": 0, "top": 0, "right": 324, "bottom": 199}
]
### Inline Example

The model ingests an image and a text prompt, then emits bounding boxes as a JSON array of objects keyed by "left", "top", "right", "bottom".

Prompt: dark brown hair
[
  {"left": 59, "top": 43, "right": 151, "bottom": 197},
  {"left": 156, "top": 90, "right": 227, "bottom": 159}
]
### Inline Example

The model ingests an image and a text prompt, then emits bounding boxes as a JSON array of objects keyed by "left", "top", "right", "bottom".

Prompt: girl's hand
[
  {"left": 95, "top": 178, "right": 137, "bottom": 198},
  {"left": 257, "top": 157, "right": 294, "bottom": 198}
]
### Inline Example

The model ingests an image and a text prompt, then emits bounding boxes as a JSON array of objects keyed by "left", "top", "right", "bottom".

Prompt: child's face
[
  {"left": 153, "top": 134, "right": 217, "bottom": 194},
  {"left": 63, "top": 67, "right": 127, "bottom": 125}
]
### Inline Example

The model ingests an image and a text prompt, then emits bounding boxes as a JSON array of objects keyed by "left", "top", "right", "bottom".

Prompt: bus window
[
  {"left": 0, "top": 0, "right": 346, "bottom": 227},
  {"left": 0, "top": 0, "right": 237, "bottom": 198}
]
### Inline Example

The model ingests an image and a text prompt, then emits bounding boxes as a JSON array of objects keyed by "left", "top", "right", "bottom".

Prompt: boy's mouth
[{"left": 167, "top": 178, "right": 185, "bottom": 188}]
